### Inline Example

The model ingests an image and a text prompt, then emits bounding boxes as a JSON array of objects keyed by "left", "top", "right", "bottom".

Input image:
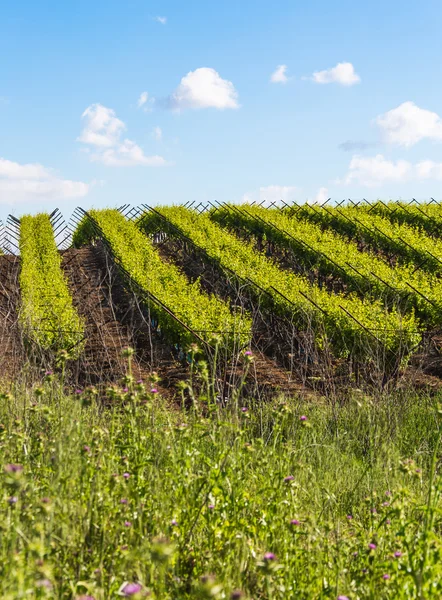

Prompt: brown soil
[
  {"left": 0, "top": 255, "right": 22, "bottom": 382},
  {"left": 61, "top": 244, "right": 187, "bottom": 395}
]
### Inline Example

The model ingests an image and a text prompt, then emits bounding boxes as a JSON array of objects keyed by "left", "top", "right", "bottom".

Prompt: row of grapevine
[
  {"left": 137, "top": 206, "right": 420, "bottom": 366},
  {"left": 294, "top": 204, "right": 442, "bottom": 275},
  {"left": 363, "top": 201, "right": 442, "bottom": 238},
  {"left": 73, "top": 209, "right": 252, "bottom": 352},
  {"left": 19, "top": 214, "right": 84, "bottom": 355},
  {"left": 212, "top": 204, "right": 442, "bottom": 326}
]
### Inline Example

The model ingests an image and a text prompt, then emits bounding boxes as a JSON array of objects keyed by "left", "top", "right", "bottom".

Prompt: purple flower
[
  {"left": 368, "top": 543, "right": 377, "bottom": 550},
  {"left": 122, "top": 583, "right": 142, "bottom": 596},
  {"left": 171, "top": 519, "right": 178, "bottom": 526},
  {"left": 45, "top": 370, "right": 53, "bottom": 376},
  {"left": 241, "top": 407, "right": 248, "bottom": 413},
  {"left": 150, "top": 388, "right": 158, "bottom": 394},
  {"left": 208, "top": 504, "right": 215, "bottom": 510},
  {"left": 124, "top": 521, "right": 132, "bottom": 527},
  {"left": 5, "top": 464, "right": 23, "bottom": 473},
  {"left": 385, "top": 490, "right": 392, "bottom": 496},
  {"left": 284, "top": 475, "right": 295, "bottom": 482},
  {"left": 36, "top": 579, "right": 52, "bottom": 589},
  {"left": 7, "top": 496, "right": 17, "bottom": 505},
  {"left": 123, "top": 472, "right": 130, "bottom": 479},
  {"left": 263, "top": 552, "right": 276, "bottom": 561},
  {"left": 394, "top": 551, "right": 402, "bottom": 558},
  {"left": 338, "top": 596, "right": 350, "bottom": 600},
  {"left": 136, "top": 379, "right": 143, "bottom": 384},
  {"left": 77, "top": 596, "right": 96, "bottom": 600},
  {"left": 231, "top": 592, "right": 243, "bottom": 600},
  {"left": 120, "top": 498, "right": 128, "bottom": 504},
  {"left": 352, "top": 551, "right": 358, "bottom": 557},
  {"left": 83, "top": 445, "right": 91, "bottom": 453},
  {"left": 370, "top": 508, "right": 377, "bottom": 514},
  {"left": 386, "top": 519, "right": 391, "bottom": 525},
  {"left": 75, "top": 389, "right": 82, "bottom": 395},
  {"left": 299, "top": 415, "right": 307, "bottom": 421},
  {"left": 290, "top": 519, "right": 300, "bottom": 526},
  {"left": 383, "top": 574, "right": 390, "bottom": 580},
  {"left": 346, "top": 515, "right": 353, "bottom": 520},
  {"left": 122, "top": 387, "right": 129, "bottom": 393},
  {"left": 382, "top": 502, "right": 390, "bottom": 507},
  {"left": 416, "top": 468, "right": 422, "bottom": 473},
  {"left": 41, "top": 497, "right": 50, "bottom": 504},
  {"left": 244, "top": 351, "right": 253, "bottom": 356}
]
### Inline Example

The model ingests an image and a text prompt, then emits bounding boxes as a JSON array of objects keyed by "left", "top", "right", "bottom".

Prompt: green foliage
[
  {"left": 214, "top": 204, "right": 442, "bottom": 327},
  {"left": 295, "top": 202, "right": 442, "bottom": 275},
  {"left": 73, "top": 209, "right": 252, "bottom": 351},
  {"left": 19, "top": 214, "right": 84, "bottom": 355},
  {"left": 366, "top": 200, "right": 442, "bottom": 238},
  {"left": 138, "top": 206, "right": 420, "bottom": 366},
  {"left": 0, "top": 376, "right": 442, "bottom": 598}
]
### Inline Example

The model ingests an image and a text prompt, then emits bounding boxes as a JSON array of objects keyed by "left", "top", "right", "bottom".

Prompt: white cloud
[
  {"left": 311, "top": 62, "right": 360, "bottom": 86},
  {"left": 78, "top": 104, "right": 125, "bottom": 148},
  {"left": 242, "top": 185, "right": 298, "bottom": 204},
  {"left": 153, "top": 126, "right": 162, "bottom": 141},
  {"left": 338, "top": 154, "right": 442, "bottom": 187},
  {"left": 375, "top": 101, "right": 442, "bottom": 147},
  {"left": 270, "top": 65, "right": 288, "bottom": 84},
  {"left": 168, "top": 67, "right": 239, "bottom": 111},
  {"left": 78, "top": 104, "right": 169, "bottom": 167},
  {"left": 314, "top": 187, "right": 329, "bottom": 203},
  {"left": 339, "top": 154, "right": 411, "bottom": 187},
  {"left": 137, "top": 91, "right": 149, "bottom": 108},
  {"left": 155, "top": 16, "right": 167, "bottom": 24},
  {"left": 94, "top": 140, "right": 168, "bottom": 167},
  {"left": 0, "top": 158, "right": 89, "bottom": 204}
]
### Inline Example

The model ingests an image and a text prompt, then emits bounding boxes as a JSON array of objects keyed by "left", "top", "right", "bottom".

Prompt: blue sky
[{"left": 1, "top": 0, "right": 442, "bottom": 219}]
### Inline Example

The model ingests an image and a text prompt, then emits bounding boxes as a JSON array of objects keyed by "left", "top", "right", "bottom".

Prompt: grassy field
[{"left": 1, "top": 351, "right": 442, "bottom": 599}]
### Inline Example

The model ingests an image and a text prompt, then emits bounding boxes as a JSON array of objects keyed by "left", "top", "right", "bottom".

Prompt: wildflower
[
  {"left": 382, "top": 502, "right": 390, "bottom": 507},
  {"left": 338, "top": 596, "right": 350, "bottom": 600},
  {"left": 370, "top": 508, "right": 377, "bottom": 514},
  {"left": 123, "top": 472, "right": 130, "bottom": 479},
  {"left": 121, "top": 582, "right": 142, "bottom": 596},
  {"left": 45, "top": 370, "right": 53, "bottom": 376},
  {"left": 385, "top": 490, "right": 392, "bottom": 496},
  {"left": 284, "top": 475, "right": 295, "bottom": 482},
  {"left": 346, "top": 515, "right": 353, "bottom": 520},
  {"left": 124, "top": 521, "right": 132, "bottom": 527},
  {"left": 171, "top": 519, "right": 178, "bottom": 526},
  {"left": 386, "top": 519, "right": 391, "bottom": 525},
  {"left": 5, "top": 464, "right": 23, "bottom": 473},
  {"left": 36, "top": 579, "right": 52, "bottom": 589},
  {"left": 231, "top": 591, "right": 243, "bottom": 599},
  {"left": 300, "top": 415, "right": 307, "bottom": 421},
  {"left": 208, "top": 504, "right": 215, "bottom": 510},
  {"left": 83, "top": 445, "right": 91, "bottom": 453},
  {"left": 120, "top": 545, "right": 128, "bottom": 551},
  {"left": 263, "top": 552, "right": 276, "bottom": 561},
  {"left": 150, "top": 388, "right": 158, "bottom": 394},
  {"left": 290, "top": 519, "right": 300, "bottom": 526},
  {"left": 352, "top": 552, "right": 358, "bottom": 557},
  {"left": 76, "top": 596, "right": 95, "bottom": 600},
  {"left": 122, "top": 347, "right": 135, "bottom": 357},
  {"left": 136, "top": 379, "right": 143, "bottom": 384},
  {"left": 120, "top": 498, "right": 128, "bottom": 505},
  {"left": 394, "top": 551, "right": 402, "bottom": 558},
  {"left": 75, "top": 389, "right": 82, "bottom": 395},
  {"left": 41, "top": 497, "right": 51, "bottom": 504},
  {"left": 7, "top": 496, "right": 17, "bottom": 505},
  {"left": 368, "top": 543, "right": 377, "bottom": 551},
  {"left": 122, "top": 387, "right": 129, "bottom": 393},
  {"left": 383, "top": 574, "right": 391, "bottom": 580},
  {"left": 241, "top": 407, "right": 248, "bottom": 413}
]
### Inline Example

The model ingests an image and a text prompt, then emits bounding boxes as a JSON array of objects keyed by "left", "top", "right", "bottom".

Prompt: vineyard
[{"left": 2, "top": 200, "right": 442, "bottom": 396}]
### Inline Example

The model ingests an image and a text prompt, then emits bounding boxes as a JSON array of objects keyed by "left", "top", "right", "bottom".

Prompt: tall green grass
[{"left": 1, "top": 356, "right": 442, "bottom": 598}]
